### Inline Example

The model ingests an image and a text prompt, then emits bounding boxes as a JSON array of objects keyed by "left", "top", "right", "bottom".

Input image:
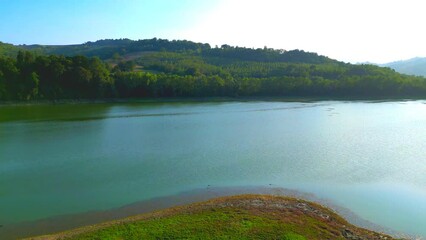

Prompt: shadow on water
[
  {"left": 0, "top": 104, "right": 113, "bottom": 123},
  {"left": 34, "top": 103, "right": 336, "bottom": 122},
  {"left": 0, "top": 186, "right": 410, "bottom": 240},
  {"left": 0, "top": 101, "right": 231, "bottom": 123},
  {"left": 0, "top": 101, "right": 335, "bottom": 123},
  {"left": 2, "top": 100, "right": 415, "bottom": 123}
]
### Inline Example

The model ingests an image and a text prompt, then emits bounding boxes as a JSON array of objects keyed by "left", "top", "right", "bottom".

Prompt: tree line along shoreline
[{"left": 1, "top": 38, "right": 426, "bottom": 101}]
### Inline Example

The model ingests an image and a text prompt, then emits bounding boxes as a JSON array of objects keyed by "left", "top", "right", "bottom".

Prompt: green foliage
[
  {"left": 0, "top": 42, "right": 24, "bottom": 58},
  {"left": 20, "top": 38, "right": 212, "bottom": 60},
  {"left": 132, "top": 50, "right": 426, "bottom": 98},
  {"left": 203, "top": 46, "right": 334, "bottom": 64},
  {"left": 1, "top": 39, "right": 426, "bottom": 101},
  {"left": 114, "top": 60, "right": 136, "bottom": 72},
  {"left": 0, "top": 51, "right": 113, "bottom": 100}
]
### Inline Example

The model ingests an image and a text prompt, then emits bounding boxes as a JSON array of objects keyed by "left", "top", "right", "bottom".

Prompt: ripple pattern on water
[{"left": 1, "top": 100, "right": 426, "bottom": 237}]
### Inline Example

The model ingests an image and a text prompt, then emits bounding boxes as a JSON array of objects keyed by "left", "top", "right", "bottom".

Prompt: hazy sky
[{"left": 1, "top": 0, "right": 425, "bottom": 63}]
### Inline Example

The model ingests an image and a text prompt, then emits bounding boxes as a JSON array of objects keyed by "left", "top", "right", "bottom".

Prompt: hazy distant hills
[{"left": 381, "top": 57, "right": 426, "bottom": 77}]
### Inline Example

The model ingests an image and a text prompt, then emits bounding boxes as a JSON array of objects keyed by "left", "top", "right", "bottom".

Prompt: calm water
[{"left": 1, "top": 101, "right": 426, "bottom": 237}]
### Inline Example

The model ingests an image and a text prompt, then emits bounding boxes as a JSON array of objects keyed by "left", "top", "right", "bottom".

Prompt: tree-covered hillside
[
  {"left": 1, "top": 38, "right": 426, "bottom": 101},
  {"left": 18, "top": 38, "right": 335, "bottom": 64},
  {"left": 20, "top": 38, "right": 212, "bottom": 60},
  {"left": 0, "top": 42, "right": 23, "bottom": 58}
]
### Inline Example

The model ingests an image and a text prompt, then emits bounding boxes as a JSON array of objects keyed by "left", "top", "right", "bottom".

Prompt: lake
[{"left": 1, "top": 100, "right": 426, "bottom": 238}]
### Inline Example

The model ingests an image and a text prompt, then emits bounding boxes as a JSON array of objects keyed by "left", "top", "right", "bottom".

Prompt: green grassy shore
[{"left": 27, "top": 195, "right": 396, "bottom": 240}]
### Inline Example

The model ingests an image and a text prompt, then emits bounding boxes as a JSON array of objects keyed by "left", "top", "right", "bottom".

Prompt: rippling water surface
[{"left": 1, "top": 100, "right": 426, "bottom": 237}]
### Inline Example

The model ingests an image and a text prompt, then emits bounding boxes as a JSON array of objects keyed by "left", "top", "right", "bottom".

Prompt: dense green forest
[{"left": 1, "top": 38, "right": 426, "bottom": 100}]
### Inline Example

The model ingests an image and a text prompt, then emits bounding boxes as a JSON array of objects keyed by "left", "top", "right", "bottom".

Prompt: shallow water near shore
[
  {"left": 1, "top": 100, "right": 426, "bottom": 238},
  {"left": 0, "top": 186, "right": 404, "bottom": 239}
]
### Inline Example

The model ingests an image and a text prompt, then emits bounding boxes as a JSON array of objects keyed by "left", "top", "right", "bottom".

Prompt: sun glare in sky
[
  {"left": 181, "top": 0, "right": 426, "bottom": 63},
  {"left": 1, "top": 0, "right": 426, "bottom": 63}
]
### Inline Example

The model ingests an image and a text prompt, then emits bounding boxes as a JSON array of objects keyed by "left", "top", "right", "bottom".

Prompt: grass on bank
[{"left": 31, "top": 195, "right": 395, "bottom": 240}]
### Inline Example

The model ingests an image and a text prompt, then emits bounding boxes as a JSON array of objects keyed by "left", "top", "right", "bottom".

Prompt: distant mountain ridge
[
  {"left": 381, "top": 57, "right": 426, "bottom": 77},
  {"left": 0, "top": 38, "right": 336, "bottom": 65}
]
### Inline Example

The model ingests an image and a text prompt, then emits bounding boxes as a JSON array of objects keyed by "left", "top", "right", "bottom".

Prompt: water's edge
[
  {"left": 0, "top": 96, "right": 423, "bottom": 107},
  {"left": 0, "top": 186, "right": 409, "bottom": 240}
]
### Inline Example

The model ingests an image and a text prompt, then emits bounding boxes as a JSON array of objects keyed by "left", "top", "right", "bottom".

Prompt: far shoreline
[{"left": 1, "top": 96, "right": 425, "bottom": 107}]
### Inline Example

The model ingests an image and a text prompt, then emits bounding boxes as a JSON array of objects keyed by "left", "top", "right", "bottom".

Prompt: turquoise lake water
[{"left": 1, "top": 100, "right": 426, "bottom": 237}]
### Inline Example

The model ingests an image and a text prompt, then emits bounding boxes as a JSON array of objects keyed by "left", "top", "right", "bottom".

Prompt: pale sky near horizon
[{"left": 1, "top": 0, "right": 425, "bottom": 63}]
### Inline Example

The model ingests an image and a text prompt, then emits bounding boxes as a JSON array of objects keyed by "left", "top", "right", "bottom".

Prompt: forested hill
[
  {"left": 0, "top": 42, "right": 22, "bottom": 58},
  {"left": 7, "top": 38, "right": 336, "bottom": 64},
  {"left": 1, "top": 38, "right": 426, "bottom": 101}
]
